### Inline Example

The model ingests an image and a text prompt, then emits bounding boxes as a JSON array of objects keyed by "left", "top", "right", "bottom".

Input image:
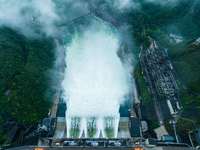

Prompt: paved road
[
  {"left": 180, "top": 117, "right": 196, "bottom": 123},
  {"left": 152, "top": 94, "right": 164, "bottom": 126}
]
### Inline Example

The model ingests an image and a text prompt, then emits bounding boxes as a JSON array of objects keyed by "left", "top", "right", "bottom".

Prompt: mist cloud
[
  {"left": 54, "top": 0, "right": 88, "bottom": 22},
  {"left": 0, "top": 0, "right": 59, "bottom": 36},
  {"left": 102, "top": 0, "right": 135, "bottom": 11},
  {"left": 145, "top": 0, "right": 180, "bottom": 6},
  {"left": 113, "top": 0, "right": 134, "bottom": 11}
]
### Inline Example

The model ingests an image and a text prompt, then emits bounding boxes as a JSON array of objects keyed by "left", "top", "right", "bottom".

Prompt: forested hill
[
  {"left": 139, "top": 0, "right": 200, "bottom": 39},
  {"left": 121, "top": 0, "right": 200, "bottom": 141},
  {"left": 168, "top": 40, "right": 200, "bottom": 93},
  {"left": 118, "top": 0, "right": 200, "bottom": 94},
  {"left": 0, "top": 27, "right": 55, "bottom": 128}
]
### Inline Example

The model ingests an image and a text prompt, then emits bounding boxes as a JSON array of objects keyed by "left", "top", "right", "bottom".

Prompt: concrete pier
[
  {"left": 50, "top": 91, "right": 60, "bottom": 118},
  {"left": 54, "top": 117, "right": 67, "bottom": 138},
  {"left": 117, "top": 117, "right": 131, "bottom": 138}
]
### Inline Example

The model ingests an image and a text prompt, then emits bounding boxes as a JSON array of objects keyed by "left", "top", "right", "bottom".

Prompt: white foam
[{"left": 62, "top": 18, "right": 129, "bottom": 138}]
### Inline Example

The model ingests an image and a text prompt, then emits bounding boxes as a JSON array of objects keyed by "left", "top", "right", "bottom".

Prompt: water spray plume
[{"left": 62, "top": 18, "right": 129, "bottom": 138}]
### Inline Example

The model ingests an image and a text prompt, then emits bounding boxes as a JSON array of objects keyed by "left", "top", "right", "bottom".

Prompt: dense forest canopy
[
  {"left": 0, "top": 27, "right": 55, "bottom": 128},
  {"left": 119, "top": 0, "right": 200, "bottom": 92}
]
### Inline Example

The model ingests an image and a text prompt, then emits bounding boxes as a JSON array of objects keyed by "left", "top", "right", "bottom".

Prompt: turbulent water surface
[{"left": 61, "top": 17, "right": 129, "bottom": 138}]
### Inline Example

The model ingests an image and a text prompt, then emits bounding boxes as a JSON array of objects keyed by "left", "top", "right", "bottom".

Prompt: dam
[{"left": 36, "top": 1, "right": 142, "bottom": 148}]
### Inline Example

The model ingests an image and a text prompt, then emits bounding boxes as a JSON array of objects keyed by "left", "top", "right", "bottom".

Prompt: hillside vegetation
[
  {"left": 0, "top": 27, "right": 55, "bottom": 128},
  {"left": 122, "top": 0, "right": 200, "bottom": 103},
  {"left": 168, "top": 40, "right": 200, "bottom": 93}
]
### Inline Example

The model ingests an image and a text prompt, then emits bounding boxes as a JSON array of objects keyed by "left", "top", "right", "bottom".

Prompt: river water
[{"left": 60, "top": 16, "right": 129, "bottom": 138}]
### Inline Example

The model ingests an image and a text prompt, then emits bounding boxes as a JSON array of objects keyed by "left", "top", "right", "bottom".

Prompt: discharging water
[{"left": 61, "top": 17, "right": 129, "bottom": 138}]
